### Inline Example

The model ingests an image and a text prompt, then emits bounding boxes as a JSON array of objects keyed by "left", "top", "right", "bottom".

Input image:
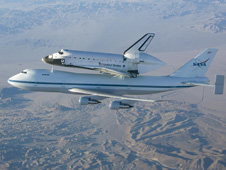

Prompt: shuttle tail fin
[
  {"left": 123, "top": 33, "right": 155, "bottom": 76},
  {"left": 170, "top": 49, "right": 218, "bottom": 77},
  {"left": 124, "top": 33, "right": 155, "bottom": 56}
]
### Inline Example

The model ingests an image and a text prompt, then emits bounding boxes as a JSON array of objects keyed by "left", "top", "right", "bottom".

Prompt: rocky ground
[{"left": 0, "top": 87, "right": 226, "bottom": 170}]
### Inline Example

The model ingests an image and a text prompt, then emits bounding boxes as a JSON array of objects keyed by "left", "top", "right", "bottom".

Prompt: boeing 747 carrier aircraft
[
  {"left": 8, "top": 49, "right": 224, "bottom": 110},
  {"left": 42, "top": 33, "right": 165, "bottom": 78}
]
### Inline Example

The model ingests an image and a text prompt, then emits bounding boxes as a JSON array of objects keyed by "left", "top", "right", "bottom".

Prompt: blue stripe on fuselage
[{"left": 8, "top": 80, "right": 192, "bottom": 89}]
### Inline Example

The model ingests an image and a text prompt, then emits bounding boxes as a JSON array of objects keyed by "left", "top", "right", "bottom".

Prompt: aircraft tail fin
[
  {"left": 170, "top": 49, "right": 218, "bottom": 77},
  {"left": 124, "top": 33, "right": 155, "bottom": 55}
]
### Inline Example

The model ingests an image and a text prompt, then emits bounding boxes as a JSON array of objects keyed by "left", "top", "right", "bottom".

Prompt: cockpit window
[
  {"left": 58, "top": 51, "right": 64, "bottom": 55},
  {"left": 21, "top": 71, "right": 27, "bottom": 74}
]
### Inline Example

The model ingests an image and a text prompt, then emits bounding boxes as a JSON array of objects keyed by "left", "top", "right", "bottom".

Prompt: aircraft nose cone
[
  {"left": 42, "top": 56, "right": 53, "bottom": 64},
  {"left": 8, "top": 78, "right": 12, "bottom": 85},
  {"left": 8, "top": 74, "right": 18, "bottom": 86},
  {"left": 42, "top": 55, "right": 63, "bottom": 66}
]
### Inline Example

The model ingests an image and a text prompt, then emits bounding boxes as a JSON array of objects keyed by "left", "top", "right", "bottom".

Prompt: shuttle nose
[
  {"left": 42, "top": 56, "right": 53, "bottom": 64},
  {"left": 42, "top": 55, "right": 63, "bottom": 66}
]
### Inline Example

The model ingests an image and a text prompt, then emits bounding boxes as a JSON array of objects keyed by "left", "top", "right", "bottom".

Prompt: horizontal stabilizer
[{"left": 215, "top": 75, "right": 225, "bottom": 95}]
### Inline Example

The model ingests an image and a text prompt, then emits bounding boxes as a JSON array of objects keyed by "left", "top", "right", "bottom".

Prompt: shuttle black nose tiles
[
  {"left": 42, "top": 56, "right": 51, "bottom": 64},
  {"left": 42, "top": 56, "right": 62, "bottom": 66}
]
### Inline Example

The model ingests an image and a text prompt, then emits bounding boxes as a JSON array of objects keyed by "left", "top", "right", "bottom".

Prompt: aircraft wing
[{"left": 69, "top": 88, "right": 164, "bottom": 103}]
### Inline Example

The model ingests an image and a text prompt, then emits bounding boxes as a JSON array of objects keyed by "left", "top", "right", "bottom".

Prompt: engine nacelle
[
  {"left": 109, "top": 101, "right": 133, "bottom": 110},
  {"left": 79, "top": 96, "right": 101, "bottom": 105}
]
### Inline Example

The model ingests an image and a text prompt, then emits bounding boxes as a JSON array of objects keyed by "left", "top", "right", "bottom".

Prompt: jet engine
[
  {"left": 79, "top": 96, "right": 101, "bottom": 105},
  {"left": 109, "top": 101, "right": 133, "bottom": 110}
]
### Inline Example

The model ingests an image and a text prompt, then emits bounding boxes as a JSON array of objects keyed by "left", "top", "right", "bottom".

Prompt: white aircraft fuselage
[
  {"left": 8, "top": 69, "right": 208, "bottom": 96},
  {"left": 8, "top": 47, "right": 224, "bottom": 110}
]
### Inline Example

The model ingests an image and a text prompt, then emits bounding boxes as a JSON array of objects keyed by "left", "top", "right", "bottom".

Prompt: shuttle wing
[
  {"left": 68, "top": 65, "right": 132, "bottom": 77},
  {"left": 69, "top": 88, "right": 164, "bottom": 102},
  {"left": 92, "top": 67, "right": 131, "bottom": 77}
]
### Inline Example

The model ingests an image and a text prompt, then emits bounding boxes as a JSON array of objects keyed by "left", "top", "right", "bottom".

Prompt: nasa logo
[{"left": 193, "top": 58, "right": 210, "bottom": 67}]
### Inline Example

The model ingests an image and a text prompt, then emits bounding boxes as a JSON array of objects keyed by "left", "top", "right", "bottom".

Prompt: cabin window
[
  {"left": 74, "top": 57, "right": 76, "bottom": 59},
  {"left": 42, "top": 74, "right": 49, "bottom": 76},
  {"left": 88, "top": 58, "right": 90, "bottom": 60},
  {"left": 79, "top": 58, "right": 81, "bottom": 59}
]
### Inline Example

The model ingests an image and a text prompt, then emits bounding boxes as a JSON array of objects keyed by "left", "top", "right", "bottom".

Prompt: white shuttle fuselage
[
  {"left": 8, "top": 47, "right": 224, "bottom": 110},
  {"left": 42, "top": 33, "right": 165, "bottom": 78}
]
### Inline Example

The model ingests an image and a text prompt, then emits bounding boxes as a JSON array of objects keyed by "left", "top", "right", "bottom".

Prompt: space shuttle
[
  {"left": 42, "top": 33, "right": 165, "bottom": 78},
  {"left": 9, "top": 48, "right": 224, "bottom": 110}
]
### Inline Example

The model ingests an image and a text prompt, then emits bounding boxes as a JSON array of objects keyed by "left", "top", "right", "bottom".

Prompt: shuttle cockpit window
[
  {"left": 58, "top": 51, "right": 63, "bottom": 55},
  {"left": 21, "top": 71, "right": 27, "bottom": 74}
]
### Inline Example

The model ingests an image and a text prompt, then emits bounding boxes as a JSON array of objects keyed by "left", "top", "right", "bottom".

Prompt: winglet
[{"left": 215, "top": 75, "right": 225, "bottom": 95}]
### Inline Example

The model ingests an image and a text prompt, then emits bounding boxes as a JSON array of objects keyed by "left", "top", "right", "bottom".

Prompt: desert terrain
[{"left": 0, "top": 1, "right": 226, "bottom": 169}]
